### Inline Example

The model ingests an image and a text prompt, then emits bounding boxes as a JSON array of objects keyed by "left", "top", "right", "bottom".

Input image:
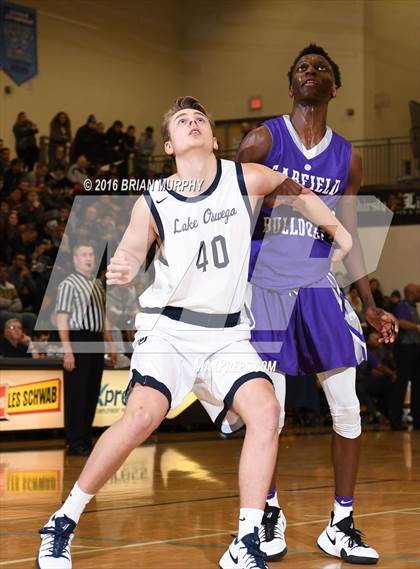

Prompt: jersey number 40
[{"left": 196, "top": 235, "right": 229, "bottom": 272}]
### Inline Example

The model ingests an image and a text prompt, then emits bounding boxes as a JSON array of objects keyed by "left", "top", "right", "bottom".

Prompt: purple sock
[
  {"left": 267, "top": 487, "right": 276, "bottom": 501},
  {"left": 335, "top": 495, "right": 354, "bottom": 508}
]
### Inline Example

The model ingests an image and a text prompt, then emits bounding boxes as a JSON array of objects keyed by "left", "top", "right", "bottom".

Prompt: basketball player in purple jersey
[{"left": 237, "top": 45, "right": 398, "bottom": 565}]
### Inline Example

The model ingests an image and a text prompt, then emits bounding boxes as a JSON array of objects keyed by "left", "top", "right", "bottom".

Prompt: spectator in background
[
  {"left": 7, "top": 187, "right": 23, "bottom": 212},
  {"left": 346, "top": 284, "right": 366, "bottom": 330},
  {"left": 1, "top": 211, "right": 20, "bottom": 262},
  {"left": 83, "top": 205, "right": 97, "bottom": 226},
  {"left": 134, "top": 126, "right": 155, "bottom": 179},
  {"left": 92, "top": 122, "right": 107, "bottom": 165},
  {"left": 0, "top": 147, "right": 11, "bottom": 174},
  {"left": 13, "top": 112, "right": 39, "bottom": 171},
  {"left": 369, "top": 278, "right": 385, "bottom": 309},
  {"left": 56, "top": 206, "right": 70, "bottom": 225},
  {"left": 0, "top": 200, "right": 10, "bottom": 241},
  {"left": 8, "top": 253, "right": 39, "bottom": 311},
  {"left": 32, "top": 238, "right": 55, "bottom": 269},
  {"left": 105, "top": 120, "right": 125, "bottom": 165},
  {"left": 31, "top": 330, "right": 51, "bottom": 360},
  {"left": 0, "top": 318, "right": 33, "bottom": 358},
  {"left": 122, "top": 125, "right": 136, "bottom": 176},
  {"left": 389, "top": 289, "right": 402, "bottom": 315},
  {"left": 50, "top": 221, "right": 69, "bottom": 251},
  {"left": 356, "top": 331, "right": 394, "bottom": 423},
  {"left": 391, "top": 283, "right": 420, "bottom": 430},
  {"left": 73, "top": 115, "right": 98, "bottom": 163},
  {"left": 0, "top": 263, "right": 37, "bottom": 333},
  {"left": 124, "top": 125, "right": 136, "bottom": 155},
  {"left": 49, "top": 112, "right": 72, "bottom": 164},
  {"left": 27, "top": 162, "right": 49, "bottom": 188},
  {"left": 3, "top": 158, "right": 25, "bottom": 195},
  {"left": 15, "top": 223, "right": 39, "bottom": 259},
  {"left": 67, "top": 155, "right": 89, "bottom": 186},
  {"left": 45, "top": 165, "right": 71, "bottom": 194},
  {"left": 48, "top": 145, "right": 69, "bottom": 173},
  {"left": 17, "top": 178, "right": 31, "bottom": 194},
  {"left": 19, "top": 190, "right": 45, "bottom": 225}
]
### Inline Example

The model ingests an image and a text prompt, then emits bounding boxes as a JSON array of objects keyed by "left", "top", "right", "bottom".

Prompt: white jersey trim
[{"left": 283, "top": 114, "right": 333, "bottom": 160}]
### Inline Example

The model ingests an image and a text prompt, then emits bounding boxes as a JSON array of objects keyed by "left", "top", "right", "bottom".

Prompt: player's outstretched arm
[
  {"left": 243, "top": 162, "right": 352, "bottom": 258},
  {"left": 336, "top": 148, "right": 398, "bottom": 342},
  {"left": 106, "top": 196, "right": 158, "bottom": 285}
]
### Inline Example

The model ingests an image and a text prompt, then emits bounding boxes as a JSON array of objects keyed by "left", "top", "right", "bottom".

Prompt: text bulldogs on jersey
[{"left": 263, "top": 214, "right": 325, "bottom": 239}]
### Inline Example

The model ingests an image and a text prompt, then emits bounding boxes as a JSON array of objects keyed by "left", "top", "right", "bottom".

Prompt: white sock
[
  {"left": 238, "top": 508, "right": 264, "bottom": 540},
  {"left": 333, "top": 501, "right": 353, "bottom": 524},
  {"left": 267, "top": 489, "right": 280, "bottom": 508},
  {"left": 56, "top": 482, "right": 94, "bottom": 524}
]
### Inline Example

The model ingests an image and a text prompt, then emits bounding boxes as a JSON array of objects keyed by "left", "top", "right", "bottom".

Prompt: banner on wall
[
  {"left": 0, "top": 0, "right": 38, "bottom": 85},
  {"left": 0, "top": 370, "right": 64, "bottom": 431},
  {"left": 0, "top": 368, "right": 197, "bottom": 431},
  {"left": 360, "top": 187, "right": 420, "bottom": 226}
]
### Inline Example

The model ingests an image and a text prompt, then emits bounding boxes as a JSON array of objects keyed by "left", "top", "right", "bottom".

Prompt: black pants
[
  {"left": 64, "top": 331, "right": 104, "bottom": 448},
  {"left": 17, "top": 147, "right": 39, "bottom": 171},
  {"left": 390, "top": 344, "right": 420, "bottom": 428}
]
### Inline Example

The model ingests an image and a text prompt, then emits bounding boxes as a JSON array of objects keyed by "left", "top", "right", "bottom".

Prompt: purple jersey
[{"left": 249, "top": 114, "right": 352, "bottom": 291}]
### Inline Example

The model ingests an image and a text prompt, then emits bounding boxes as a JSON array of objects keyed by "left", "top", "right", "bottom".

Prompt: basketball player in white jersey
[{"left": 36, "top": 97, "right": 352, "bottom": 569}]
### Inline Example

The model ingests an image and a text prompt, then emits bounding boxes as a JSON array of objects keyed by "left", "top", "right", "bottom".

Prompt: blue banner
[{"left": 0, "top": 0, "right": 37, "bottom": 85}]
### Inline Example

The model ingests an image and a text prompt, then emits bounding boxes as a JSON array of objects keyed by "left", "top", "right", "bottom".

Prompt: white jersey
[{"left": 139, "top": 158, "right": 252, "bottom": 315}]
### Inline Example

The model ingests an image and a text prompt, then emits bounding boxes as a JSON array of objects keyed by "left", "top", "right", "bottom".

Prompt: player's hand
[
  {"left": 106, "top": 255, "right": 132, "bottom": 285},
  {"left": 365, "top": 307, "right": 399, "bottom": 344},
  {"left": 263, "top": 178, "right": 303, "bottom": 208},
  {"left": 63, "top": 352, "right": 76, "bottom": 371}
]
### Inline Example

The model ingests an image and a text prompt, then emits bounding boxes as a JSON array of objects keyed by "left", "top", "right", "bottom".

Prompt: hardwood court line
[
  {"left": 1, "top": 506, "right": 419, "bottom": 567},
  {"left": 0, "top": 531, "right": 230, "bottom": 566},
  {"left": 7, "top": 476, "right": 410, "bottom": 524}
]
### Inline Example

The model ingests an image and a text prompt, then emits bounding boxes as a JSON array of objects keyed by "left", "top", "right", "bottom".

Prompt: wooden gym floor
[{"left": 0, "top": 430, "right": 419, "bottom": 568}]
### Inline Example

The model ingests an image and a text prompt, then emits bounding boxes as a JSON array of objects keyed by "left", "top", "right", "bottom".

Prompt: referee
[{"left": 56, "top": 242, "right": 116, "bottom": 456}]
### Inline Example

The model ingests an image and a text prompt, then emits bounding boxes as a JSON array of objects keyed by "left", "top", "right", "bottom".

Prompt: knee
[
  {"left": 122, "top": 406, "right": 154, "bottom": 444},
  {"left": 246, "top": 397, "right": 281, "bottom": 433},
  {"left": 331, "top": 402, "right": 361, "bottom": 439}
]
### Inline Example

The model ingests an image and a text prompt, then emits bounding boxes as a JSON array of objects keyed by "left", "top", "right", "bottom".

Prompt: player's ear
[
  {"left": 288, "top": 84, "right": 293, "bottom": 98},
  {"left": 212, "top": 137, "right": 218, "bottom": 151},
  {"left": 331, "top": 84, "right": 337, "bottom": 99},
  {"left": 164, "top": 140, "right": 174, "bottom": 156}
]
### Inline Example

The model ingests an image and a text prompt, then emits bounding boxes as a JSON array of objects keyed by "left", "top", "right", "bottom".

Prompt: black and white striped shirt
[{"left": 55, "top": 273, "right": 105, "bottom": 332}]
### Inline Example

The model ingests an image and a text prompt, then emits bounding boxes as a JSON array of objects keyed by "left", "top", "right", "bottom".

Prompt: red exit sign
[{"left": 249, "top": 96, "right": 262, "bottom": 110}]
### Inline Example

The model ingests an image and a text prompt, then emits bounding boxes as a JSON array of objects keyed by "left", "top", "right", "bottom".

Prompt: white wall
[
  {"left": 181, "top": 0, "right": 366, "bottom": 140},
  {"left": 367, "top": 225, "right": 420, "bottom": 293},
  {"left": 363, "top": 0, "right": 420, "bottom": 139}
]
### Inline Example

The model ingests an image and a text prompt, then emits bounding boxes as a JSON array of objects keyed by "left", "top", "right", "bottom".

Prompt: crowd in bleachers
[
  {"left": 1, "top": 111, "right": 163, "bottom": 360},
  {"left": 0, "top": 112, "right": 419, "bottom": 431}
]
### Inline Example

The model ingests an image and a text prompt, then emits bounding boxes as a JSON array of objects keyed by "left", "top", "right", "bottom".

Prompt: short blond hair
[{"left": 161, "top": 96, "right": 215, "bottom": 142}]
